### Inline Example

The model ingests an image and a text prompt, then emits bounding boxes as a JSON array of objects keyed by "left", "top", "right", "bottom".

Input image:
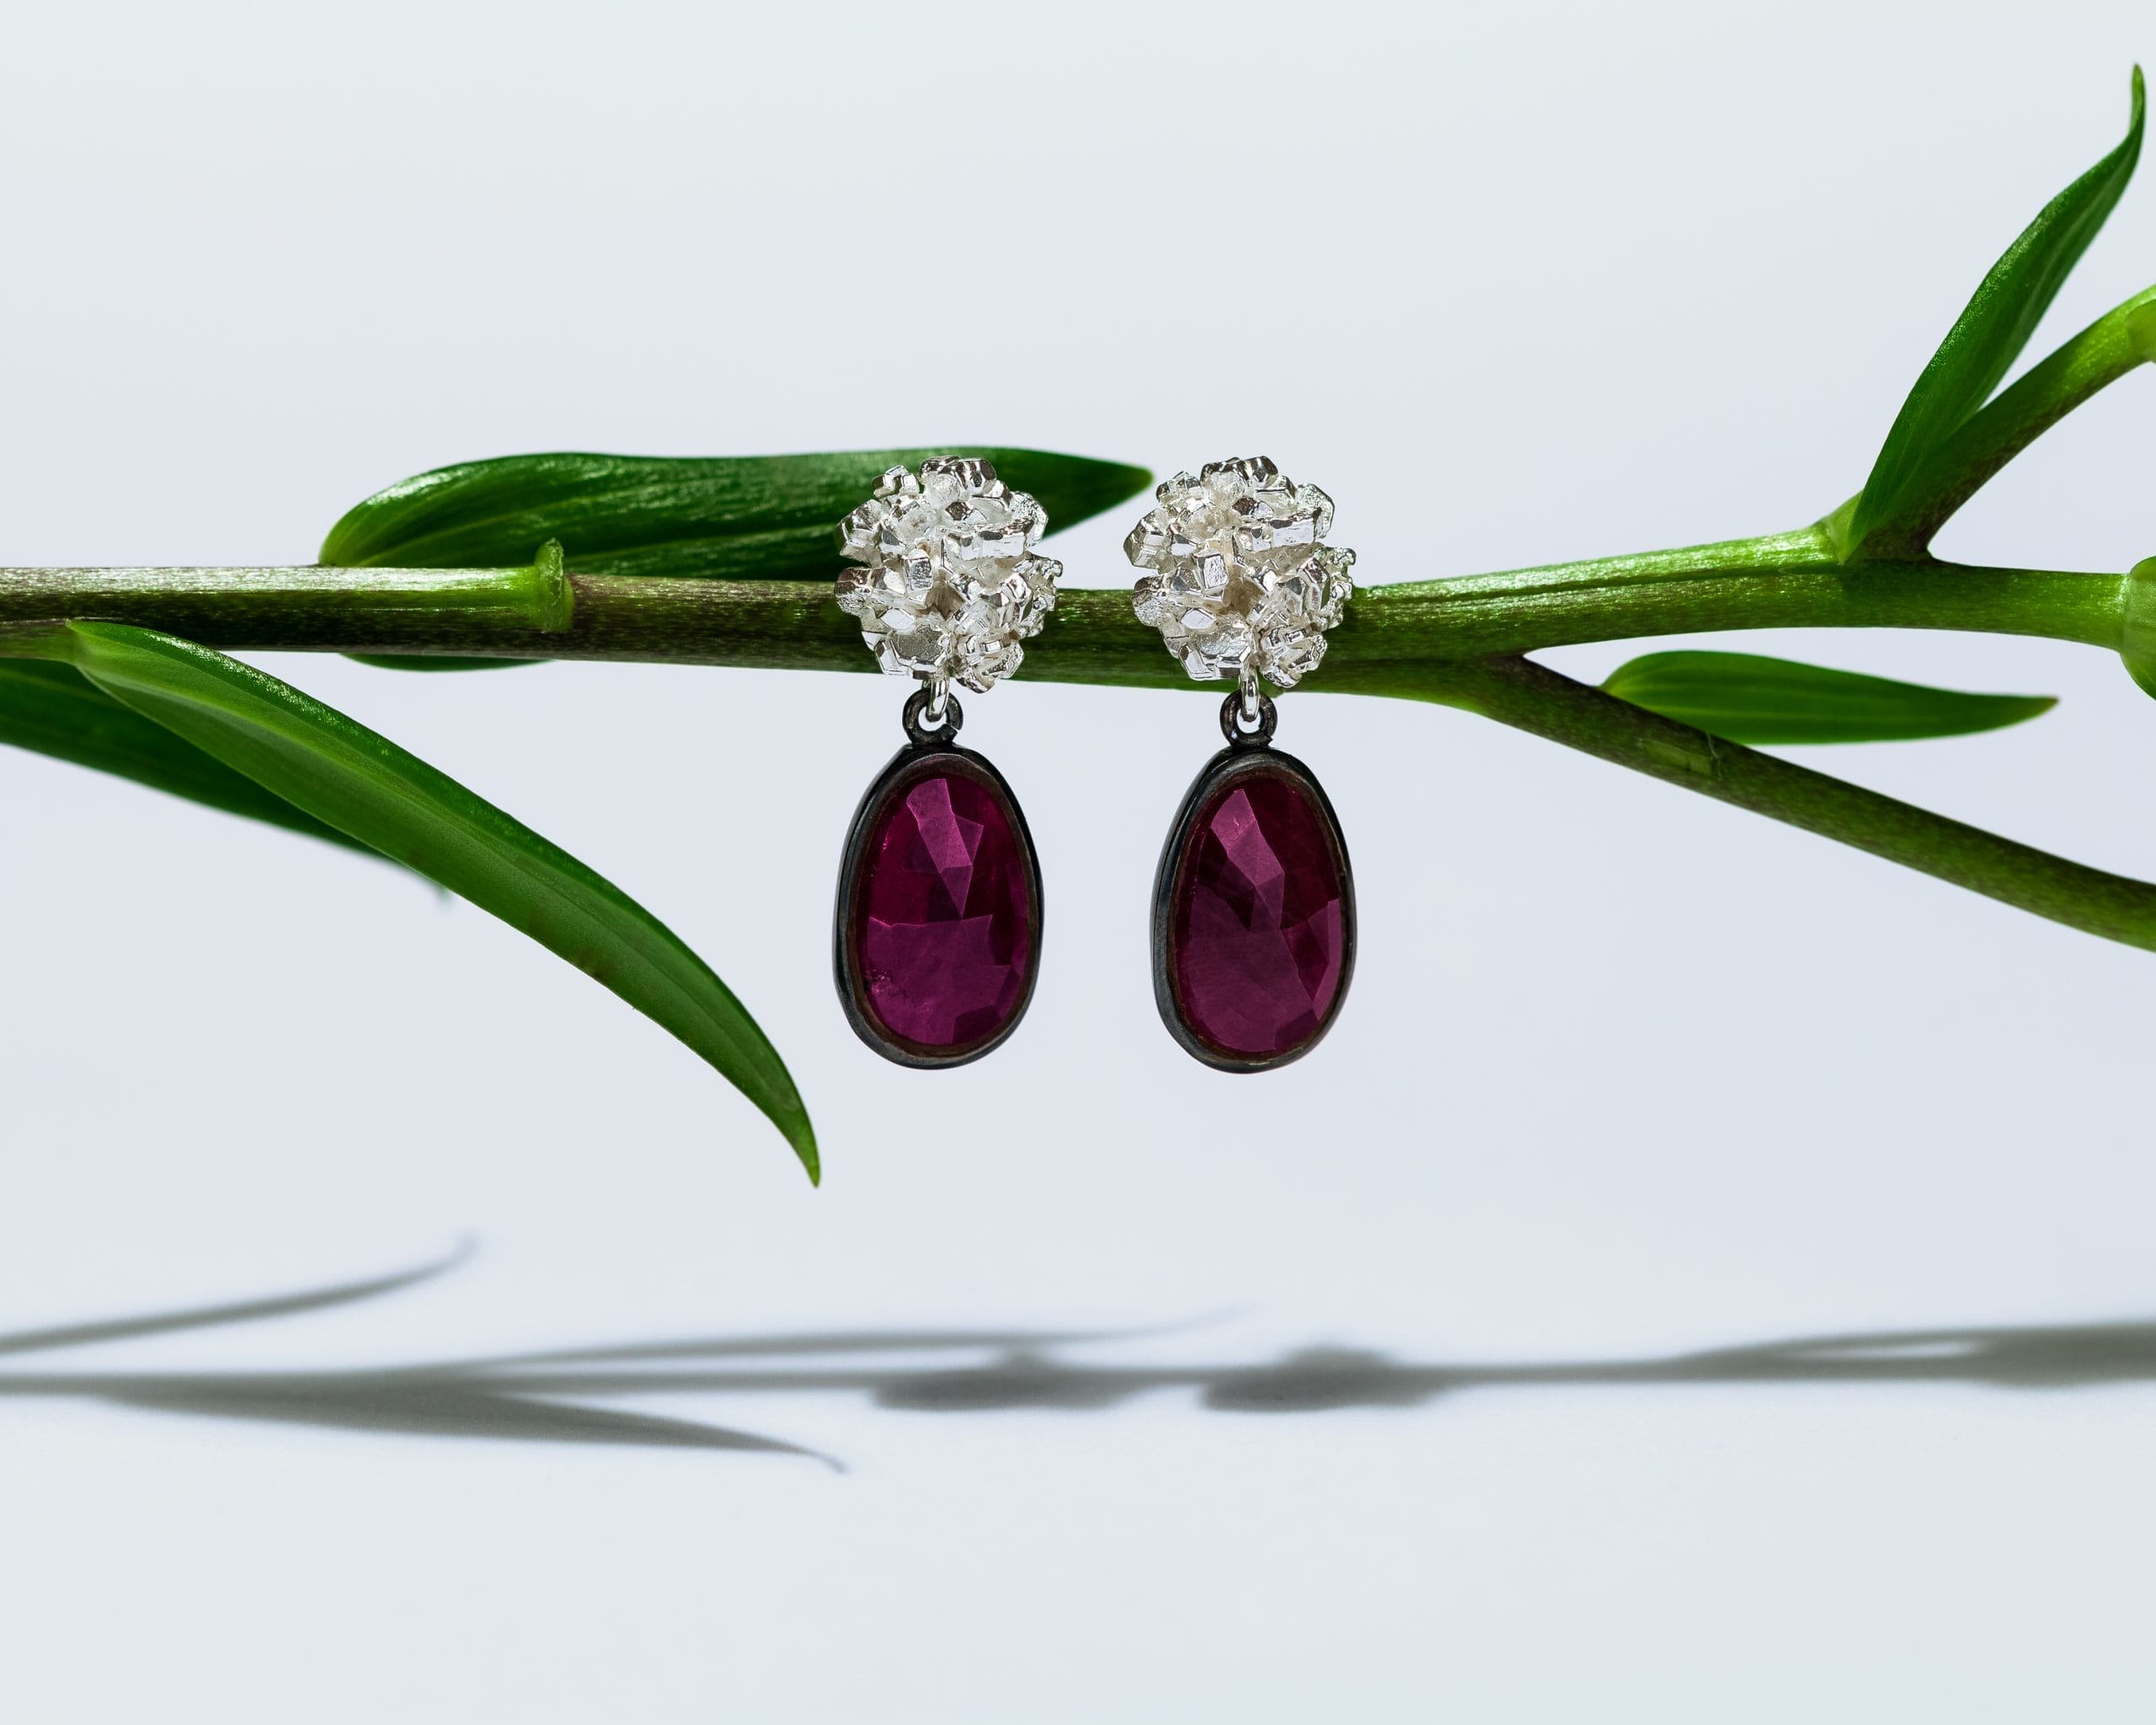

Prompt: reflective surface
[
  {"left": 1157, "top": 748, "right": 1353, "bottom": 1069},
  {"left": 835, "top": 742, "right": 1041, "bottom": 1066},
  {"left": 4, "top": 7, "right": 2155, "bottom": 1722}
]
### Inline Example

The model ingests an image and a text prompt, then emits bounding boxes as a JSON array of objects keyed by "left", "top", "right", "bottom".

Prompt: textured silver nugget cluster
[
  {"left": 835, "top": 457, "right": 1061, "bottom": 692},
  {"left": 1126, "top": 456, "right": 1355, "bottom": 688}
]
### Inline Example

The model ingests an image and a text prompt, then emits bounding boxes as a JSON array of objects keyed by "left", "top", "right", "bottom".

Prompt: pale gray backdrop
[{"left": 2, "top": 3, "right": 2153, "bottom": 1718}]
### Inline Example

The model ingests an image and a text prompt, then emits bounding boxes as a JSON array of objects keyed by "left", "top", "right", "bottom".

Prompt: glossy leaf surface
[
  {"left": 1602, "top": 650, "right": 2055, "bottom": 744},
  {"left": 0, "top": 659, "right": 368, "bottom": 850},
  {"left": 344, "top": 654, "right": 545, "bottom": 673},
  {"left": 1858, "top": 279, "right": 2156, "bottom": 553},
  {"left": 1849, "top": 66, "right": 2145, "bottom": 553},
  {"left": 9, "top": 622, "right": 817, "bottom": 1179},
  {"left": 322, "top": 447, "right": 1154, "bottom": 578}
]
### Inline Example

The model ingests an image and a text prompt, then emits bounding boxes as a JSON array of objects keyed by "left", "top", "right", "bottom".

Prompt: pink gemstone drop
[
  {"left": 1168, "top": 769, "right": 1347, "bottom": 1061},
  {"left": 853, "top": 766, "right": 1035, "bottom": 1054}
]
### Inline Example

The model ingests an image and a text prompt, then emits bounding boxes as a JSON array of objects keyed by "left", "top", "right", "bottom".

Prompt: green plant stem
[
  {"left": 7, "top": 536, "right": 2152, "bottom": 953},
  {"left": 1391, "top": 655, "right": 2156, "bottom": 949},
  {"left": 1326, "top": 537, "right": 2123, "bottom": 674},
  {"left": 0, "top": 556, "right": 575, "bottom": 645},
  {"left": 0, "top": 531, "right": 2132, "bottom": 679}
]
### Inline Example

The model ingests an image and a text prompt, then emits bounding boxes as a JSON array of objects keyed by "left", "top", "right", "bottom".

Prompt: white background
[{"left": 2, "top": 3, "right": 2153, "bottom": 1718}]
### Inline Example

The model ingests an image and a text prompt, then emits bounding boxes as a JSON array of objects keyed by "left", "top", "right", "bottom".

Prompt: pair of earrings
[{"left": 830, "top": 455, "right": 1357, "bottom": 1075}]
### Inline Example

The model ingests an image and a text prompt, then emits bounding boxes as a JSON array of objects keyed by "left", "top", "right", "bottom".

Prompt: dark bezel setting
[
  {"left": 1150, "top": 696, "right": 1357, "bottom": 1074},
  {"left": 832, "top": 692, "right": 1044, "bottom": 1070}
]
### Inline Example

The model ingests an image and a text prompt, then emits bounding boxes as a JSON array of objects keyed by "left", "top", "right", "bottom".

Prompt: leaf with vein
[
  {"left": 4, "top": 622, "right": 817, "bottom": 1180},
  {"left": 1603, "top": 651, "right": 2055, "bottom": 744},
  {"left": 322, "top": 447, "right": 1155, "bottom": 579},
  {"left": 1849, "top": 66, "right": 2144, "bottom": 554},
  {"left": 0, "top": 659, "right": 369, "bottom": 851}
]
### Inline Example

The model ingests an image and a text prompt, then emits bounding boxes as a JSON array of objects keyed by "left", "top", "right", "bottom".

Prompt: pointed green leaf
[
  {"left": 1602, "top": 651, "right": 2055, "bottom": 744},
  {"left": 3, "top": 622, "right": 816, "bottom": 1180},
  {"left": 1849, "top": 66, "right": 2144, "bottom": 555},
  {"left": 0, "top": 659, "right": 370, "bottom": 851},
  {"left": 344, "top": 654, "right": 546, "bottom": 673},
  {"left": 321, "top": 447, "right": 1154, "bottom": 577},
  {"left": 1858, "top": 279, "right": 2156, "bottom": 553}
]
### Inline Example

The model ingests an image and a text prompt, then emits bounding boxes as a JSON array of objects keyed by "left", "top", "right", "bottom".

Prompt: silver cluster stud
[
  {"left": 1126, "top": 456, "right": 1355, "bottom": 688},
  {"left": 835, "top": 457, "right": 1061, "bottom": 694}
]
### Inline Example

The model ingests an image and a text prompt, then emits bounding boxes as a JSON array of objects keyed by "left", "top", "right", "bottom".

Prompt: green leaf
[
  {"left": 3, "top": 622, "right": 817, "bottom": 1180},
  {"left": 1855, "top": 279, "right": 2156, "bottom": 553},
  {"left": 1601, "top": 650, "right": 2055, "bottom": 744},
  {"left": 344, "top": 654, "right": 546, "bottom": 673},
  {"left": 0, "top": 659, "right": 370, "bottom": 852},
  {"left": 322, "top": 447, "right": 1154, "bottom": 577},
  {"left": 1849, "top": 66, "right": 2145, "bottom": 555}
]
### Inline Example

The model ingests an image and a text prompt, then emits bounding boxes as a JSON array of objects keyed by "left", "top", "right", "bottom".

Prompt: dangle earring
[
  {"left": 1127, "top": 457, "right": 1358, "bottom": 1072},
  {"left": 831, "top": 457, "right": 1054, "bottom": 1067}
]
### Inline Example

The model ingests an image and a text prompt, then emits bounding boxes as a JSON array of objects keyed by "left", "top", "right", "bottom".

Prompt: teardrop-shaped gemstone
[
  {"left": 838, "top": 748, "right": 1040, "bottom": 1065},
  {"left": 1157, "top": 752, "right": 1353, "bottom": 1069}
]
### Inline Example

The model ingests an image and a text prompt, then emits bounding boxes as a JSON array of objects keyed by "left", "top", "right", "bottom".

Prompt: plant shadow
[{"left": 6, "top": 1247, "right": 2156, "bottom": 1467}]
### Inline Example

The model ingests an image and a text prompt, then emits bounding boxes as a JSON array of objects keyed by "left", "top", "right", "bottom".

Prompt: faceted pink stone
[
  {"left": 851, "top": 766, "right": 1035, "bottom": 1055},
  {"left": 1167, "top": 768, "right": 1347, "bottom": 1062}
]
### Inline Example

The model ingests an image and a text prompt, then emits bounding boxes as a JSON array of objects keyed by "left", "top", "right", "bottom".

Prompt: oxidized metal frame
[
  {"left": 833, "top": 691, "right": 1045, "bottom": 1070},
  {"left": 1150, "top": 694, "right": 1357, "bottom": 1074}
]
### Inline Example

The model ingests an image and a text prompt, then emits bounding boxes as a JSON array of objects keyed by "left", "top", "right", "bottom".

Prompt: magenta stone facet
[
  {"left": 1157, "top": 751, "right": 1353, "bottom": 1070},
  {"left": 837, "top": 747, "right": 1040, "bottom": 1065}
]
